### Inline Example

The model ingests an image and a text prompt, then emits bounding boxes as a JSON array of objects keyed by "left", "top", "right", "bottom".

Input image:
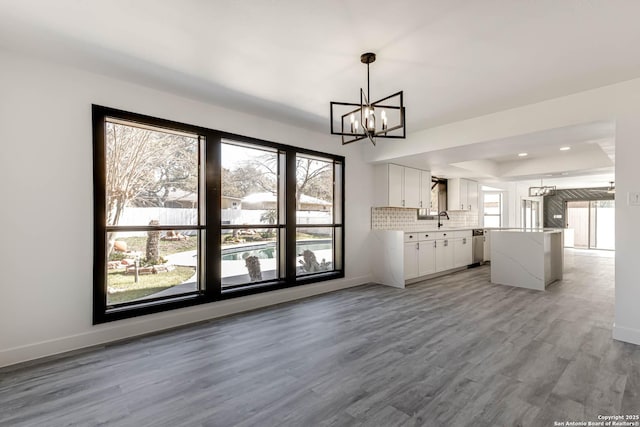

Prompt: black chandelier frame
[{"left": 330, "top": 52, "right": 406, "bottom": 146}]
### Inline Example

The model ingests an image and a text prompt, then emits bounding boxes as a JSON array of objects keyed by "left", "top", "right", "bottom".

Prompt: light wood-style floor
[{"left": 1, "top": 249, "right": 638, "bottom": 426}]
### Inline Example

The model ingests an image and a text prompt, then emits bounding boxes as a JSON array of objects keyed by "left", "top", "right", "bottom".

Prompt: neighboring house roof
[
  {"left": 166, "top": 189, "right": 197, "bottom": 203},
  {"left": 241, "top": 192, "right": 331, "bottom": 205},
  {"left": 166, "top": 189, "right": 242, "bottom": 203}
]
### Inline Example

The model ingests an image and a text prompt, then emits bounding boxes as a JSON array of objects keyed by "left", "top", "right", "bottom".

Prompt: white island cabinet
[{"left": 490, "top": 229, "right": 563, "bottom": 291}]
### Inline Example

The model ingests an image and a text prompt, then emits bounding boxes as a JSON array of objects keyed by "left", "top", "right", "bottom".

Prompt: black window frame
[{"left": 93, "top": 105, "right": 345, "bottom": 324}]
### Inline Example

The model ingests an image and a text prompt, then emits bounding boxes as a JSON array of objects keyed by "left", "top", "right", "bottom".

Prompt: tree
[
  {"left": 296, "top": 158, "right": 333, "bottom": 205},
  {"left": 222, "top": 164, "right": 275, "bottom": 198},
  {"left": 105, "top": 122, "right": 198, "bottom": 253},
  {"left": 246, "top": 155, "right": 332, "bottom": 209},
  {"left": 260, "top": 209, "right": 277, "bottom": 225}
]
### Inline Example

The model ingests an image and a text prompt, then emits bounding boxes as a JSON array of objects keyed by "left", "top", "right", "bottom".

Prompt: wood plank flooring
[{"left": 1, "top": 249, "right": 639, "bottom": 426}]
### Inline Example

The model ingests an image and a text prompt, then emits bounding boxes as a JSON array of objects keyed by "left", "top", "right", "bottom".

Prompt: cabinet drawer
[
  {"left": 433, "top": 231, "right": 450, "bottom": 240},
  {"left": 418, "top": 232, "right": 436, "bottom": 241},
  {"left": 449, "top": 230, "right": 472, "bottom": 238},
  {"left": 404, "top": 233, "right": 418, "bottom": 243}
]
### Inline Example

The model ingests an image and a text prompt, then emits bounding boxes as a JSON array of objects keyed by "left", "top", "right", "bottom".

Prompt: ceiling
[
  {"left": 390, "top": 121, "right": 615, "bottom": 188},
  {"left": 0, "top": 0, "right": 634, "bottom": 187}
]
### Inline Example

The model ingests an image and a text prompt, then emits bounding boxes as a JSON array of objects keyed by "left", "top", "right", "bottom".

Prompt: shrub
[{"left": 109, "top": 252, "right": 128, "bottom": 261}]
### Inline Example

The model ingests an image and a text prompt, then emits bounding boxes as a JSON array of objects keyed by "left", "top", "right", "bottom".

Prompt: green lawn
[
  {"left": 107, "top": 266, "right": 196, "bottom": 305},
  {"left": 116, "top": 235, "right": 197, "bottom": 254}
]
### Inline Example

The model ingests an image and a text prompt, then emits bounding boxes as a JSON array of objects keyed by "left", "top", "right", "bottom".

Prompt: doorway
[{"left": 566, "top": 200, "right": 615, "bottom": 250}]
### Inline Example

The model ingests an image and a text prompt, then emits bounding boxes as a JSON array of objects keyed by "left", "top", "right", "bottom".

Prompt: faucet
[{"left": 437, "top": 211, "right": 449, "bottom": 229}]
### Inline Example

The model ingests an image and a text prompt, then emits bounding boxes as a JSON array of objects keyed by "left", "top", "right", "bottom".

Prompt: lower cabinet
[
  {"left": 403, "top": 240, "right": 436, "bottom": 280},
  {"left": 418, "top": 240, "right": 436, "bottom": 276},
  {"left": 404, "top": 242, "right": 419, "bottom": 280},
  {"left": 435, "top": 239, "right": 454, "bottom": 272},
  {"left": 452, "top": 237, "right": 473, "bottom": 267},
  {"left": 404, "top": 231, "right": 472, "bottom": 281}
]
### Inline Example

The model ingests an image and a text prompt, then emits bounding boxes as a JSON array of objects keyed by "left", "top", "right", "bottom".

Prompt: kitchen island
[{"left": 490, "top": 229, "right": 563, "bottom": 291}]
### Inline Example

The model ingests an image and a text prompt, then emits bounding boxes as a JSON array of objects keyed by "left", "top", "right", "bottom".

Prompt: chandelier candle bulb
[{"left": 350, "top": 113, "right": 355, "bottom": 133}]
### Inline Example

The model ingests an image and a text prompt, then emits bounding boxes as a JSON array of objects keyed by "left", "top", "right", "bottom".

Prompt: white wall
[
  {"left": 0, "top": 50, "right": 374, "bottom": 367},
  {"left": 365, "top": 77, "right": 640, "bottom": 346}
]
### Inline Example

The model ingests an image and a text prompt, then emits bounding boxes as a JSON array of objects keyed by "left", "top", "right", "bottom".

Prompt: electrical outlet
[{"left": 628, "top": 192, "right": 640, "bottom": 206}]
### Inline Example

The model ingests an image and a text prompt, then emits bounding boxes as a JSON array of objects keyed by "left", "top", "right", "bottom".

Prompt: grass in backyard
[
  {"left": 107, "top": 266, "right": 196, "bottom": 305},
  {"left": 116, "top": 235, "right": 197, "bottom": 254}
]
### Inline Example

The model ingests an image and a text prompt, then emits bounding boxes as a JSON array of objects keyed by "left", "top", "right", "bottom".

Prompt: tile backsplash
[{"left": 371, "top": 207, "right": 479, "bottom": 231}]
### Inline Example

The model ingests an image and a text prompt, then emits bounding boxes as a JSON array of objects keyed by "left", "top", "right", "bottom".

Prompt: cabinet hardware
[
  {"left": 420, "top": 201, "right": 422, "bottom": 207},
  {"left": 433, "top": 241, "right": 437, "bottom": 248},
  {"left": 402, "top": 200, "right": 405, "bottom": 206},
  {"left": 416, "top": 243, "right": 419, "bottom": 250},
  {"left": 463, "top": 238, "right": 467, "bottom": 244},
  {"left": 444, "top": 240, "right": 448, "bottom": 246},
  {"left": 461, "top": 204, "right": 464, "bottom": 210}
]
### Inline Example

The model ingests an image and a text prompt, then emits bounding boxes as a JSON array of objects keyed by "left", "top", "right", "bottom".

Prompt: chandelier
[
  {"left": 528, "top": 186, "right": 556, "bottom": 196},
  {"left": 529, "top": 179, "right": 556, "bottom": 196},
  {"left": 330, "top": 52, "right": 406, "bottom": 145}
]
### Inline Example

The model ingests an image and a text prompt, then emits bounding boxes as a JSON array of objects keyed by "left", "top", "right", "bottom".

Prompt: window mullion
[
  {"left": 285, "top": 150, "right": 298, "bottom": 281},
  {"left": 205, "top": 130, "right": 222, "bottom": 298}
]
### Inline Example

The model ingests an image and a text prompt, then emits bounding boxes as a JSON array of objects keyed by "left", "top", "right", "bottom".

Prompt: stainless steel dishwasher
[{"left": 472, "top": 229, "right": 484, "bottom": 264}]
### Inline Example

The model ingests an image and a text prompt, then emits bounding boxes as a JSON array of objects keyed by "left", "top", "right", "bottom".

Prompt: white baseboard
[
  {"left": 612, "top": 323, "right": 640, "bottom": 346},
  {"left": 0, "top": 275, "right": 372, "bottom": 369}
]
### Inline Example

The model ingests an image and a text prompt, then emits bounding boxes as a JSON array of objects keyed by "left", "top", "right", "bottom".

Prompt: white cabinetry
[
  {"left": 404, "top": 241, "right": 419, "bottom": 280},
  {"left": 403, "top": 232, "right": 437, "bottom": 280},
  {"left": 448, "top": 178, "right": 479, "bottom": 211},
  {"left": 453, "top": 236, "right": 473, "bottom": 267},
  {"left": 405, "top": 230, "right": 472, "bottom": 279},
  {"left": 403, "top": 167, "right": 421, "bottom": 209},
  {"left": 483, "top": 230, "right": 491, "bottom": 262},
  {"left": 435, "top": 238, "right": 454, "bottom": 272},
  {"left": 420, "top": 170, "right": 432, "bottom": 210},
  {"left": 417, "top": 232, "right": 436, "bottom": 276},
  {"left": 375, "top": 164, "right": 431, "bottom": 208}
]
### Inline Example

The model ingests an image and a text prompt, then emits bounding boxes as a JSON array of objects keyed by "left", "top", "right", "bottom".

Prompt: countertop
[
  {"left": 375, "top": 227, "right": 567, "bottom": 234},
  {"left": 488, "top": 228, "right": 564, "bottom": 234}
]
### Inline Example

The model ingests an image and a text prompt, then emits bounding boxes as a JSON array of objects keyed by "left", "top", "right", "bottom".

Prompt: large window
[{"left": 93, "top": 106, "right": 344, "bottom": 323}]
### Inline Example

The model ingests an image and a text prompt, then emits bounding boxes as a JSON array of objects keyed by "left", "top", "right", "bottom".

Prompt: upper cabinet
[
  {"left": 447, "top": 178, "right": 479, "bottom": 211},
  {"left": 374, "top": 164, "right": 431, "bottom": 209}
]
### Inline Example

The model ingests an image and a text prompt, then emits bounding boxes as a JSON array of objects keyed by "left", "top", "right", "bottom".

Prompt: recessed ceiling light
[
  {"left": 561, "top": 172, "right": 569, "bottom": 176},
  {"left": 545, "top": 174, "right": 553, "bottom": 177},
  {"left": 518, "top": 152, "right": 528, "bottom": 157},
  {"left": 560, "top": 146, "right": 571, "bottom": 151}
]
